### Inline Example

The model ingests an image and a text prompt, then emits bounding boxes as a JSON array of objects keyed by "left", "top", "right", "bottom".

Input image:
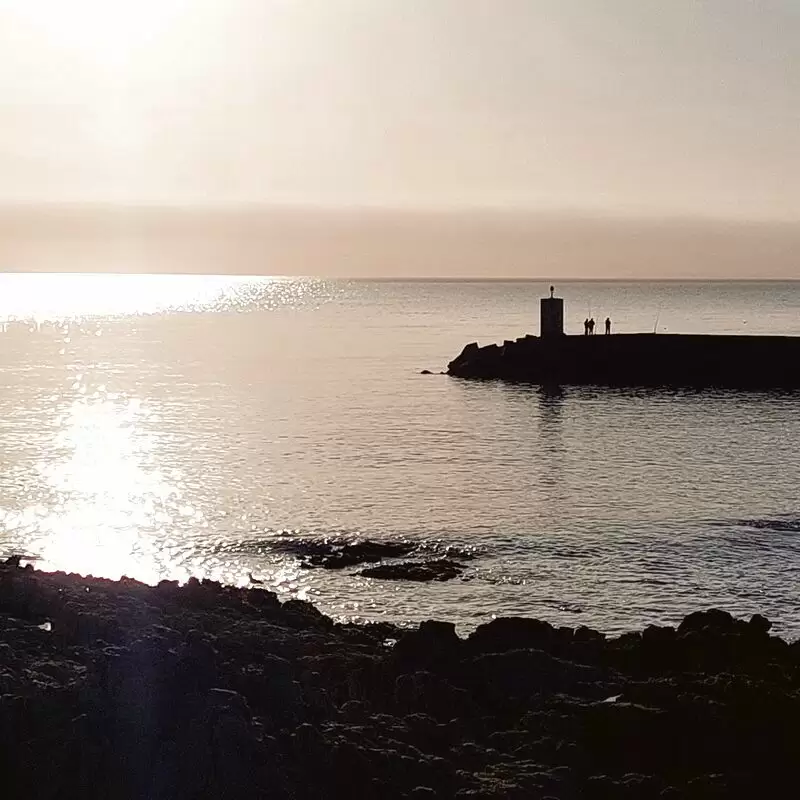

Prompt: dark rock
[
  {"left": 270, "top": 537, "right": 417, "bottom": 569},
  {"left": 467, "top": 617, "right": 559, "bottom": 655},
  {"left": 246, "top": 586, "right": 281, "bottom": 609},
  {"left": 472, "top": 648, "right": 608, "bottom": 700},
  {"left": 574, "top": 625, "right": 605, "bottom": 643},
  {"left": 748, "top": 613, "right": 772, "bottom": 635},
  {"left": 0, "top": 566, "right": 798, "bottom": 799},
  {"left": 393, "top": 620, "right": 462, "bottom": 670},
  {"left": 282, "top": 598, "right": 334, "bottom": 630},
  {"left": 678, "top": 609, "right": 738, "bottom": 636},
  {"left": 156, "top": 579, "right": 180, "bottom": 596},
  {"left": 361, "top": 559, "right": 466, "bottom": 582}
]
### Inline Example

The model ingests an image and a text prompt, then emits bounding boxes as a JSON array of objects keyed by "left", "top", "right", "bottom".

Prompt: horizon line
[
  {"left": 0, "top": 272, "right": 799, "bottom": 283},
  {"left": 0, "top": 201, "right": 798, "bottom": 227}
]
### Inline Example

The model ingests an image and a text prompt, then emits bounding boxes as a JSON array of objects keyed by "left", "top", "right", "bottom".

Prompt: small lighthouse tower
[{"left": 540, "top": 285, "right": 564, "bottom": 338}]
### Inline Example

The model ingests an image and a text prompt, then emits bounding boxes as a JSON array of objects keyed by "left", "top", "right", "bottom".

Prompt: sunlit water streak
[
  {"left": 0, "top": 276, "right": 799, "bottom": 634},
  {"left": 0, "top": 273, "right": 323, "bottom": 321}
]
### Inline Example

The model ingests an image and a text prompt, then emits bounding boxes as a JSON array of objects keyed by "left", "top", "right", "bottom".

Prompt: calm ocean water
[{"left": 1, "top": 275, "right": 799, "bottom": 635}]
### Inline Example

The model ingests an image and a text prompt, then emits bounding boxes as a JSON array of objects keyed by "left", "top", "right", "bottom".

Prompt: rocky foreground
[{"left": 1, "top": 560, "right": 798, "bottom": 799}]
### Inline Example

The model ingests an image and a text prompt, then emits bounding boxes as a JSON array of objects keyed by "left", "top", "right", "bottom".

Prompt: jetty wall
[{"left": 447, "top": 333, "right": 800, "bottom": 388}]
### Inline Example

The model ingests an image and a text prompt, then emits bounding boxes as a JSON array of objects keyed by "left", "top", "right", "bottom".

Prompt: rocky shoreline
[{"left": 1, "top": 559, "right": 797, "bottom": 799}]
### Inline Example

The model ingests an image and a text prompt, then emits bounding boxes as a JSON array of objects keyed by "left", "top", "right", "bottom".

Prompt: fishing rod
[{"left": 653, "top": 302, "right": 663, "bottom": 334}]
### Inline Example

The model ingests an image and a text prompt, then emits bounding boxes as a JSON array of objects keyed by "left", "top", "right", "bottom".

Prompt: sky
[{"left": 0, "top": 0, "right": 797, "bottom": 275}]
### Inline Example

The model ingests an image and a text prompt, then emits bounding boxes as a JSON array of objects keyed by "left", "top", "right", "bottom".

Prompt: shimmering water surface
[{"left": 1, "top": 275, "right": 799, "bottom": 635}]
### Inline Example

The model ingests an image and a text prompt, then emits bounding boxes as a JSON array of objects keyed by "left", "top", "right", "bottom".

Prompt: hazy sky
[
  {"left": 0, "top": 1, "right": 798, "bottom": 275},
  {"left": 0, "top": 0, "right": 796, "bottom": 216}
]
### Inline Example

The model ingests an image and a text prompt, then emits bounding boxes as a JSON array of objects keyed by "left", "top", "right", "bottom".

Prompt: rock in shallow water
[
  {"left": 360, "top": 558, "right": 466, "bottom": 582},
  {"left": 268, "top": 537, "right": 417, "bottom": 569},
  {"left": 245, "top": 535, "right": 484, "bottom": 573}
]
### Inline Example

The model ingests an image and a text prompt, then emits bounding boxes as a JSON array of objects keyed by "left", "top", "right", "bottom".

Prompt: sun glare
[
  {"left": 0, "top": 274, "right": 262, "bottom": 322},
  {"left": 32, "top": 394, "right": 172, "bottom": 582}
]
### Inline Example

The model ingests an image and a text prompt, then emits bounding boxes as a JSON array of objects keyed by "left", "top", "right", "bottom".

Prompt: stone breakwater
[
  {"left": 1, "top": 560, "right": 799, "bottom": 799},
  {"left": 447, "top": 334, "right": 800, "bottom": 388}
]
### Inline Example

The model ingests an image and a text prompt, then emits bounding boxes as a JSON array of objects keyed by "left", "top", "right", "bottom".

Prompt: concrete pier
[{"left": 447, "top": 333, "right": 800, "bottom": 388}]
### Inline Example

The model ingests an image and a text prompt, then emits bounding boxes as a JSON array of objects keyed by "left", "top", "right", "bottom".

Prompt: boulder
[
  {"left": 467, "top": 617, "right": 559, "bottom": 655},
  {"left": 393, "top": 620, "right": 462, "bottom": 670},
  {"left": 678, "top": 609, "right": 738, "bottom": 636},
  {"left": 748, "top": 613, "right": 772, "bottom": 635}
]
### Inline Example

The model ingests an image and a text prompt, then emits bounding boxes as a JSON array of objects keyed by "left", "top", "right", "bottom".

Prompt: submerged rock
[
  {"left": 269, "top": 537, "right": 417, "bottom": 569},
  {"left": 263, "top": 536, "right": 483, "bottom": 573},
  {"left": 360, "top": 558, "right": 466, "bottom": 582}
]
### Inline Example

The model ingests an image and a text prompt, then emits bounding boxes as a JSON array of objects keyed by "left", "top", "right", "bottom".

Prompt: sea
[{"left": 1, "top": 275, "right": 799, "bottom": 636}]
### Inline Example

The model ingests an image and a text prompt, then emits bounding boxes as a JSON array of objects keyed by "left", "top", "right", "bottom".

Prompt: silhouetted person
[
  {"left": 584, "top": 318, "right": 590, "bottom": 335},
  {"left": 588, "top": 317, "right": 595, "bottom": 335},
  {"left": 605, "top": 317, "right": 612, "bottom": 335}
]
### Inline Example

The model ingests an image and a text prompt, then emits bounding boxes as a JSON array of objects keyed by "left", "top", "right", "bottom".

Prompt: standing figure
[
  {"left": 588, "top": 317, "right": 595, "bottom": 335},
  {"left": 584, "top": 318, "right": 590, "bottom": 335},
  {"left": 605, "top": 317, "right": 612, "bottom": 335}
]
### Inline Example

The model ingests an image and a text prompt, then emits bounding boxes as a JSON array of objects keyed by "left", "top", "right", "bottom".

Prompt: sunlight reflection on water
[
  {"left": 19, "top": 393, "right": 175, "bottom": 582},
  {"left": 0, "top": 274, "right": 342, "bottom": 588},
  {"left": 0, "top": 273, "right": 318, "bottom": 321},
  {"left": 0, "top": 274, "right": 320, "bottom": 583}
]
